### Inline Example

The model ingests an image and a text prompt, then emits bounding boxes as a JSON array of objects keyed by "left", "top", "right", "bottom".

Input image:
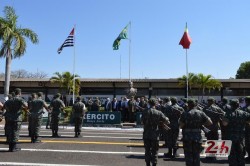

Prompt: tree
[
  {"left": 196, "top": 73, "right": 222, "bottom": 100},
  {"left": 177, "top": 72, "right": 198, "bottom": 96},
  {"left": 0, "top": 6, "right": 39, "bottom": 98},
  {"left": 50, "top": 72, "right": 81, "bottom": 95},
  {"left": 236, "top": 61, "right": 250, "bottom": 79},
  {"left": 0, "top": 69, "right": 48, "bottom": 78}
]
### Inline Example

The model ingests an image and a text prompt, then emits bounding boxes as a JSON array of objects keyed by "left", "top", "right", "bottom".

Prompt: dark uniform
[
  {"left": 142, "top": 98, "right": 170, "bottom": 166},
  {"left": 3, "top": 88, "right": 28, "bottom": 152},
  {"left": 164, "top": 97, "right": 184, "bottom": 158},
  {"left": 222, "top": 99, "right": 250, "bottom": 166},
  {"left": 202, "top": 97, "right": 225, "bottom": 141},
  {"left": 29, "top": 92, "right": 48, "bottom": 143},
  {"left": 49, "top": 93, "right": 65, "bottom": 137},
  {"left": 72, "top": 96, "right": 85, "bottom": 137},
  {"left": 179, "top": 98, "right": 212, "bottom": 166},
  {"left": 243, "top": 96, "right": 250, "bottom": 161}
]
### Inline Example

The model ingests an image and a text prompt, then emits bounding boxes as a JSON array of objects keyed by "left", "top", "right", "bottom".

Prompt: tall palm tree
[
  {"left": 196, "top": 73, "right": 222, "bottom": 100},
  {"left": 50, "top": 72, "right": 80, "bottom": 95},
  {"left": 178, "top": 72, "right": 198, "bottom": 96},
  {"left": 0, "top": 6, "right": 39, "bottom": 98}
]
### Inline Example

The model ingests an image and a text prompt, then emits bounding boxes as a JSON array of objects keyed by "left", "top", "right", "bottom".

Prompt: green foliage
[
  {"left": 63, "top": 106, "right": 72, "bottom": 118},
  {"left": 236, "top": 61, "right": 250, "bottom": 79}
]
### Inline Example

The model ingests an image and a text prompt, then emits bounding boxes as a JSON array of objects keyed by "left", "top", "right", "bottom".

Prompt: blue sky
[{"left": 0, "top": 0, "right": 250, "bottom": 79}]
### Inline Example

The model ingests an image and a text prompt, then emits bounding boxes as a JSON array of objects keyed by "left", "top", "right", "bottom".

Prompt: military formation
[
  {"left": 1, "top": 89, "right": 250, "bottom": 166},
  {"left": 0, "top": 88, "right": 86, "bottom": 152}
]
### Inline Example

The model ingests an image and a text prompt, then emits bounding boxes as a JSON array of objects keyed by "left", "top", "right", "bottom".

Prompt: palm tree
[
  {"left": 0, "top": 6, "right": 38, "bottom": 98},
  {"left": 50, "top": 72, "right": 81, "bottom": 95},
  {"left": 178, "top": 72, "right": 198, "bottom": 96},
  {"left": 196, "top": 73, "right": 222, "bottom": 100}
]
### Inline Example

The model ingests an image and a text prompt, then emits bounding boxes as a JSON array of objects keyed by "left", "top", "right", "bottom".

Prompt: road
[{"left": 0, "top": 124, "right": 240, "bottom": 166}]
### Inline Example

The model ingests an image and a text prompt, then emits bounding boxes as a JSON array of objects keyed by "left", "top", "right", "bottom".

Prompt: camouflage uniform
[
  {"left": 179, "top": 99, "right": 212, "bottom": 166},
  {"left": 72, "top": 97, "right": 85, "bottom": 137},
  {"left": 29, "top": 93, "right": 48, "bottom": 142},
  {"left": 223, "top": 99, "right": 250, "bottom": 166},
  {"left": 243, "top": 96, "right": 250, "bottom": 160},
  {"left": 164, "top": 97, "right": 184, "bottom": 158},
  {"left": 3, "top": 88, "right": 28, "bottom": 152},
  {"left": 202, "top": 98, "right": 225, "bottom": 140},
  {"left": 218, "top": 97, "right": 231, "bottom": 140},
  {"left": 142, "top": 98, "right": 170, "bottom": 166},
  {"left": 49, "top": 94, "right": 65, "bottom": 137}
]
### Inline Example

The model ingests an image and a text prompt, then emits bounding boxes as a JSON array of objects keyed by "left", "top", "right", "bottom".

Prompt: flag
[
  {"left": 179, "top": 24, "right": 192, "bottom": 49},
  {"left": 57, "top": 28, "right": 74, "bottom": 54},
  {"left": 113, "top": 23, "right": 129, "bottom": 50}
]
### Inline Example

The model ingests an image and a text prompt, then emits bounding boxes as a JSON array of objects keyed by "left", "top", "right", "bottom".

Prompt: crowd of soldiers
[
  {"left": 0, "top": 88, "right": 86, "bottom": 152},
  {"left": 141, "top": 96, "right": 250, "bottom": 166}
]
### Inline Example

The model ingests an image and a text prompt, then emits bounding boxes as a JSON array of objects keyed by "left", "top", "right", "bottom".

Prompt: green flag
[{"left": 113, "top": 23, "right": 129, "bottom": 50}]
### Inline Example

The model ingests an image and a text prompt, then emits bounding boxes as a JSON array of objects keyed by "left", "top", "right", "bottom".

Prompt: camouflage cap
[
  {"left": 222, "top": 97, "right": 228, "bottom": 103},
  {"left": 230, "top": 99, "right": 239, "bottom": 105},
  {"left": 55, "top": 93, "right": 61, "bottom": 98},
  {"left": 14, "top": 88, "right": 22, "bottom": 95},
  {"left": 207, "top": 97, "right": 215, "bottom": 101},
  {"left": 187, "top": 98, "right": 196, "bottom": 105},
  {"left": 245, "top": 96, "right": 250, "bottom": 102},
  {"left": 170, "top": 97, "right": 177, "bottom": 103},
  {"left": 148, "top": 98, "right": 157, "bottom": 106}
]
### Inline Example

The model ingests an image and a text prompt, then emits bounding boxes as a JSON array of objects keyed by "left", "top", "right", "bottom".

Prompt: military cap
[
  {"left": 55, "top": 93, "right": 61, "bottom": 98},
  {"left": 37, "top": 92, "right": 43, "bottom": 97},
  {"left": 207, "top": 97, "right": 215, "bottom": 101},
  {"left": 14, "top": 88, "right": 21, "bottom": 95},
  {"left": 230, "top": 99, "right": 239, "bottom": 105},
  {"left": 181, "top": 98, "right": 188, "bottom": 103},
  {"left": 222, "top": 97, "right": 228, "bottom": 103},
  {"left": 245, "top": 96, "right": 250, "bottom": 102},
  {"left": 76, "top": 96, "right": 81, "bottom": 101},
  {"left": 148, "top": 98, "right": 157, "bottom": 106},
  {"left": 187, "top": 98, "right": 196, "bottom": 104},
  {"left": 170, "top": 97, "right": 177, "bottom": 103}
]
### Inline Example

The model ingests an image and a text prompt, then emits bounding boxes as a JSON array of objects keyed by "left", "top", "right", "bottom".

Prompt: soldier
[
  {"left": 243, "top": 96, "right": 250, "bottom": 161},
  {"left": 128, "top": 96, "right": 136, "bottom": 123},
  {"left": 49, "top": 93, "right": 65, "bottom": 137},
  {"left": 72, "top": 96, "right": 85, "bottom": 137},
  {"left": 218, "top": 97, "right": 231, "bottom": 140},
  {"left": 29, "top": 92, "right": 49, "bottom": 143},
  {"left": 222, "top": 99, "right": 250, "bottom": 166},
  {"left": 46, "top": 96, "right": 55, "bottom": 129},
  {"left": 3, "top": 88, "right": 28, "bottom": 152},
  {"left": 142, "top": 98, "right": 170, "bottom": 166},
  {"left": 28, "top": 93, "right": 37, "bottom": 136},
  {"left": 179, "top": 98, "right": 213, "bottom": 166},
  {"left": 164, "top": 97, "right": 184, "bottom": 158}
]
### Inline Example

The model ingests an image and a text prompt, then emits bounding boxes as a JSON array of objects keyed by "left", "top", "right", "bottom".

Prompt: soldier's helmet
[{"left": 148, "top": 98, "right": 157, "bottom": 106}]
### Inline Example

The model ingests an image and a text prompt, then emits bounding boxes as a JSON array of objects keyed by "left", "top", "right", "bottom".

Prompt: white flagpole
[
  {"left": 120, "top": 54, "right": 122, "bottom": 79},
  {"left": 129, "top": 21, "right": 131, "bottom": 82},
  {"left": 186, "top": 49, "right": 189, "bottom": 98},
  {"left": 73, "top": 25, "right": 76, "bottom": 104}
]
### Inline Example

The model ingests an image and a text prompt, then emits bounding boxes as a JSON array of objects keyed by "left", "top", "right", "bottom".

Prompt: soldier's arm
[
  {"left": 202, "top": 112, "right": 213, "bottom": 126},
  {"left": 43, "top": 101, "right": 50, "bottom": 112}
]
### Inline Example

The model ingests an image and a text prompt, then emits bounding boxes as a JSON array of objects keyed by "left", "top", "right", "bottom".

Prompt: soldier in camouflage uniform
[
  {"left": 142, "top": 98, "right": 170, "bottom": 166},
  {"left": 3, "top": 88, "right": 28, "bottom": 152},
  {"left": 49, "top": 93, "right": 65, "bottom": 137},
  {"left": 29, "top": 92, "right": 49, "bottom": 143},
  {"left": 222, "top": 99, "right": 250, "bottom": 166},
  {"left": 202, "top": 97, "right": 225, "bottom": 140},
  {"left": 72, "top": 96, "right": 85, "bottom": 137},
  {"left": 243, "top": 96, "right": 250, "bottom": 161},
  {"left": 164, "top": 97, "right": 184, "bottom": 158},
  {"left": 179, "top": 98, "right": 213, "bottom": 166},
  {"left": 218, "top": 97, "right": 231, "bottom": 140},
  {"left": 28, "top": 93, "right": 37, "bottom": 137}
]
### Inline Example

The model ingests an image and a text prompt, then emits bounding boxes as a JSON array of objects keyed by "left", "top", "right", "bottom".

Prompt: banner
[{"left": 84, "top": 111, "right": 121, "bottom": 124}]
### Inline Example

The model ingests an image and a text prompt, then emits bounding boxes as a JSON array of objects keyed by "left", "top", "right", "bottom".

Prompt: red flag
[{"left": 179, "top": 24, "right": 192, "bottom": 49}]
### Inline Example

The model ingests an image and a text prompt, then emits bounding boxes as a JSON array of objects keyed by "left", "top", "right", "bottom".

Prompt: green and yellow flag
[{"left": 113, "top": 23, "right": 129, "bottom": 50}]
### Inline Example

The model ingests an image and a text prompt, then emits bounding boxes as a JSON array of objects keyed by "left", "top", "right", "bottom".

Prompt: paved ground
[{"left": 0, "top": 123, "right": 247, "bottom": 166}]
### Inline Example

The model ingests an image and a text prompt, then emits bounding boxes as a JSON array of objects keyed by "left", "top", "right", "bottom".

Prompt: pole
[
  {"left": 73, "top": 25, "right": 76, "bottom": 104},
  {"left": 186, "top": 49, "right": 189, "bottom": 98},
  {"left": 120, "top": 54, "right": 121, "bottom": 79},
  {"left": 129, "top": 21, "right": 131, "bottom": 82}
]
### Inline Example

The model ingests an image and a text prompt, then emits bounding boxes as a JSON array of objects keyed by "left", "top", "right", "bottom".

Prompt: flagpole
[
  {"left": 120, "top": 54, "right": 122, "bottom": 79},
  {"left": 129, "top": 21, "right": 131, "bottom": 82},
  {"left": 186, "top": 49, "right": 189, "bottom": 98},
  {"left": 73, "top": 24, "right": 76, "bottom": 104}
]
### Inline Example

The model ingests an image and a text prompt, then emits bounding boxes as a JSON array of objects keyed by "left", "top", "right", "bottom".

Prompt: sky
[{"left": 0, "top": 0, "right": 250, "bottom": 79}]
